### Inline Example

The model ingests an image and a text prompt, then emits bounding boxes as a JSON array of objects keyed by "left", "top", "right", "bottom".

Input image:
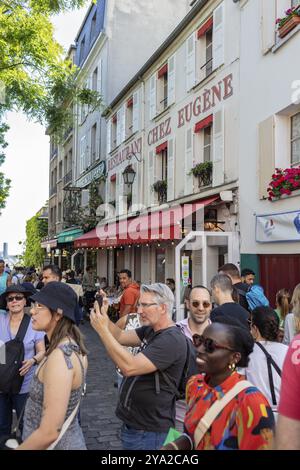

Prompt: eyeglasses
[
  {"left": 136, "top": 302, "right": 159, "bottom": 309},
  {"left": 7, "top": 295, "right": 25, "bottom": 302},
  {"left": 191, "top": 300, "right": 211, "bottom": 309},
  {"left": 192, "top": 334, "right": 235, "bottom": 354}
]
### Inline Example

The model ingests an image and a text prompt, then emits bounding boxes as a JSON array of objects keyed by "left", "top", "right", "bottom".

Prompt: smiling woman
[{"left": 162, "top": 322, "right": 275, "bottom": 451}]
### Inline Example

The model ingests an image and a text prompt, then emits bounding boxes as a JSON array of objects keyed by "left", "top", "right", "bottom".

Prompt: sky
[{"left": 0, "top": 5, "right": 88, "bottom": 256}]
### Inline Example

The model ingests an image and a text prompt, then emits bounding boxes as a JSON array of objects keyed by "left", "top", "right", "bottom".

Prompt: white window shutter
[
  {"left": 132, "top": 89, "right": 140, "bottom": 133},
  {"left": 97, "top": 59, "right": 102, "bottom": 93},
  {"left": 186, "top": 32, "right": 196, "bottom": 92},
  {"left": 131, "top": 162, "right": 139, "bottom": 210},
  {"left": 148, "top": 150, "right": 155, "bottom": 206},
  {"left": 105, "top": 176, "right": 110, "bottom": 207},
  {"left": 167, "top": 138, "right": 175, "bottom": 201},
  {"left": 185, "top": 128, "right": 194, "bottom": 196},
  {"left": 116, "top": 109, "right": 122, "bottom": 146},
  {"left": 121, "top": 105, "right": 126, "bottom": 143},
  {"left": 213, "top": 2, "right": 225, "bottom": 70},
  {"left": 261, "top": 0, "right": 276, "bottom": 54},
  {"left": 106, "top": 120, "right": 111, "bottom": 154},
  {"left": 80, "top": 135, "right": 86, "bottom": 174},
  {"left": 116, "top": 173, "right": 120, "bottom": 215},
  {"left": 149, "top": 74, "right": 157, "bottom": 120},
  {"left": 167, "top": 55, "right": 176, "bottom": 107},
  {"left": 212, "top": 109, "right": 225, "bottom": 187}
]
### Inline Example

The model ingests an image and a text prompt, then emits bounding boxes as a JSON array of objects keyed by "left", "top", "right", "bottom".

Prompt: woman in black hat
[
  {"left": 0, "top": 286, "right": 46, "bottom": 439},
  {"left": 17, "top": 282, "right": 88, "bottom": 450}
]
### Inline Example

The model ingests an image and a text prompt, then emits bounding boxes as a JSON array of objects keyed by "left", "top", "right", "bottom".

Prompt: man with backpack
[{"left": 90, "top": 283, "right": 197, "bottom": 450}]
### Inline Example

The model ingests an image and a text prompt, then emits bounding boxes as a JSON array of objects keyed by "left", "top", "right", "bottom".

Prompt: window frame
[{"left": 291, "top": 112, "right": 300, "bottom": 166}]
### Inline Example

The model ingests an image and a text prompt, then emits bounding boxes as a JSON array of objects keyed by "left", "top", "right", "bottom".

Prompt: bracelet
[{"left": 182, "top": 433, "right": 194, "bottom": 450}]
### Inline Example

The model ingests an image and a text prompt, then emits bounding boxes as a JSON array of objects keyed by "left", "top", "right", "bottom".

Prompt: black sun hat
[
  {"left": 0, "top": 285, "right": 33, "bottom": 310},
  {"left": 30, "top": 281, "right": 77, "bottom": 323}
]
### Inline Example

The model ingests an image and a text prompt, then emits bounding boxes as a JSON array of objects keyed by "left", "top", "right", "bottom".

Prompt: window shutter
[
  {"left": 167, "top": 138, "right": 175, "bottom": 201},
  {"left": 97, "top": 59, "right": 102, "bottom": 93},
  {"left": 131, "top": 162, "right": 139, "bottom": 210},
  {"left": 186, "top": 32, "right": 196, "bottom": 91},
  {"left": 121, "top": 105, "right": 126, "bottom": 143},
  {"left": 116, "top": 172, "right": 120, "bottom": 215},
  {"left": 259, "top": 116, "right": 275, "bottom": 199},
  {"left": 213, "top": 2, "right": 225, "bottom": 70},
  {"left": 148, "top": 150, "right": 155, "bottom": 206},
  {"left": 105, "top": 175, "right": 110, "bottom": 207},
  {"left": 167, "top": 55, "right": 176, "bottom": 107},
  {"left": 133, "top": 89, "right": 140, "bottom": 133},
  {"left": 185, "top": 128, "right": 194, "bottom": 196},
  {"left": 212, "top": 109, "right": 224, "bottom": 187},
  {"left": 116, "top": 109, "right": 122, "bottom": 146},
  {"left": 106, "top": 120, "right": 111, "bottom": 154},
  {"left": 149, "top": 74, "right": 157, "bottom": 120},
  {"left": 80, "top": 135, "right": 86, "bottom": 174}
]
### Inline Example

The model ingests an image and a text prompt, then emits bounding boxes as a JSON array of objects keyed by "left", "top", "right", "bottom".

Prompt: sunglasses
[
  {"left": 7, "top": 295, "right": 25, "bottom": 302},
  {"left": 192, "top": 334, "right": 235, "bottom": 354},
  {"left": 191, "top": 300, "right": 211, "bottom": 309}
]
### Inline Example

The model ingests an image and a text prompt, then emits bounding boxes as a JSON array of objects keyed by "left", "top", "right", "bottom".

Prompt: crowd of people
[{"left": 0, "top": 258, "right": 299, "bottom": 451}]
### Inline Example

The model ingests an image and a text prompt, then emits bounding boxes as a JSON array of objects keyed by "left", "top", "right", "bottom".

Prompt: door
[{"left": 259, "top": 254, "right": 300, "bottom": 307}]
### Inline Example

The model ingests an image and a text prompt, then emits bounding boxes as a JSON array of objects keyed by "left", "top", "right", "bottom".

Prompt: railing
[{"left": 63, "top": 170, "right": 72, "bottom": 186}]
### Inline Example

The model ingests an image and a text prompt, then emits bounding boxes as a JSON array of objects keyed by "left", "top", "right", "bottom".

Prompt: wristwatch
[{"left": 32, "top": 356, "right": 38, "bottom": 365}]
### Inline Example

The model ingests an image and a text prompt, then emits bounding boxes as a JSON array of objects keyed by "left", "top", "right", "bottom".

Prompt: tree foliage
[
  {"left": 0, "top": 0, "right": 102, "bottom": 211},
  {"left": 23, "top": 212, "right": 48, "bottom": 267}
]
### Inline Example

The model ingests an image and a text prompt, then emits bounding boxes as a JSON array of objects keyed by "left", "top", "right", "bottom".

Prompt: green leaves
[{"left": 23, "top": 213, "right": 48, "bottom": 267}]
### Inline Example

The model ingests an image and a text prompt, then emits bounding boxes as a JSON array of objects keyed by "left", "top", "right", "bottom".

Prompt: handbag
[{"left": 194, "top": 380, "right": 253, "bottom": 449}]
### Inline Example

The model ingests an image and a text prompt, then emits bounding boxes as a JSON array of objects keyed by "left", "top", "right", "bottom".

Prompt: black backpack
[
  {"left": 156, "top": 332, "right": 198, "bottom": 400},
  {"left": 0, "top": 314, "right": 31, "bottom": 394}
]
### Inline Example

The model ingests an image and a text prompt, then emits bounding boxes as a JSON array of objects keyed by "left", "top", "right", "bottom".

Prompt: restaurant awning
[
  {"left": 74, "top": 196, "right": 219, "bottom": 248},
  {"left": 57, "top": 227, "right": 83, "bottom": 244},
  {"left": 40, "top": 238, "right": 57, "bottom": 249}
]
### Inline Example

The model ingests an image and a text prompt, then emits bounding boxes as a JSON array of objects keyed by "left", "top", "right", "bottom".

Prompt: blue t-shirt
[
  {"left": 0, "top": 313, "right": 45, "bottom": 394},
  {"left": 0, "top": 272, "right": 8, "bottom": 295}
]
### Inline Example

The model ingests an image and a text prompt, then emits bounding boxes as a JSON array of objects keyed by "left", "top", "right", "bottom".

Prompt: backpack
[
  {"left": 237, "top": 285, "right": 269, "bottom": 312},
  {"left": 157, "top": 332, "right": 198, "bottom": 400},
  {"left": 0, "top": 314, "right": 31, "bottom": 394}
]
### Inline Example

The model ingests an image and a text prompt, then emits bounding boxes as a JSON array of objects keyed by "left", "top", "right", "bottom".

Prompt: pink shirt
[{"left": 278, "top": 334, "right": 300, "bottom": 420}]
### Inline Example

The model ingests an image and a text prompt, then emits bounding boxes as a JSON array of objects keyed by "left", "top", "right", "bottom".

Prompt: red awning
[
  {"left": 197, "top": 17, "right": 213, "bottom": 38},
  {"left": 158, "top": 63, "right": 168, "bottom": 78},
  {"left": 74, "top": 229, "right": 99, "bottom": 248},
  {"left": 194, "top": 114, "right": 213, "bottom": 133},
  {"left": 156, "top": 141, "right": 168, "bottom": 154},
  {"left": 76, "top": 196, "right": 219, "bottom": 248}
]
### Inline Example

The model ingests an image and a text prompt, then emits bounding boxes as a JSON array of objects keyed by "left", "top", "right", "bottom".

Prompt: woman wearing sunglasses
[
  {"left": 0, "top": 285, "right": 45, "bottom": 440},
  {"left": 162, "top": 321, "right": 275, "bottom": 450}
]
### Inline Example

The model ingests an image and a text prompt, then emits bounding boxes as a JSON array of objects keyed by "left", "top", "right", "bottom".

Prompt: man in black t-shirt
[
  {"left": 210, "top": 273, "right": 249, "bottom": 328},
  {"left": 90, "top": 283, "right": 192, "bottom": 451},
  {"left": 218, "top": 263, "right": 250, "bottom": 311}
]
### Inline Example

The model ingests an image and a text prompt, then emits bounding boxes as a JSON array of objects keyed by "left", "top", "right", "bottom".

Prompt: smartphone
[{"left": 96, "top": 295, "right": 103, "bottom": 309}]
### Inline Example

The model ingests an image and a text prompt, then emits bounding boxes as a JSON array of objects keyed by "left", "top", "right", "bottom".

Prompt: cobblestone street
[{"left": 79, "top": 322, "right": 122, "bottom": 451}]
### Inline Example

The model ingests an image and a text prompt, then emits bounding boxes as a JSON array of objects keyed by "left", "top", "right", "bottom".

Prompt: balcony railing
[{"left": 63, "top": 170, "right": 72, "bottom": 186}]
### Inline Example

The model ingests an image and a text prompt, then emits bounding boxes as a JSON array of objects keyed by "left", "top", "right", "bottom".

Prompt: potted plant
[
  {"left": 276, "top": 5, "right": 300, "bottom": 38},
  {"left": 152, "top": 180, "right": 167, "bottom": 203},
  {"left": 267, "top": 167, "right": 300, "bottom": 200},
  {"left": 189, "top": 161, "right": 213, "bottom": 188}
]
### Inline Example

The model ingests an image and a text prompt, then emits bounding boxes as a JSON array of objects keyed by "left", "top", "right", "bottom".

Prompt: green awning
[{"left": 57, "top": 228, "right": 83, "bottom": 244}]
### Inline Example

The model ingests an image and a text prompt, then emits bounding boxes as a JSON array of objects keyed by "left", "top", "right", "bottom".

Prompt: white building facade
[
  {"left": 239, "top": 0, "right": 300, "bottom": 303},
  {"left": 75, "top": 0, "right": 243, "bottom": 287}
]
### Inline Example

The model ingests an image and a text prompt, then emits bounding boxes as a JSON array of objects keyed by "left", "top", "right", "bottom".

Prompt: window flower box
[
  {"left": 277, "top": 5, "right": 300, "bottom": 38},
  {"left": 188, "top": 161, "right": 213, "bottom": 188},
  {"left": 267, "top": 167, "right": 300, "bottom": 201},
  {"left": 152, "top": 180, "right": 167, "bottom": 204}
]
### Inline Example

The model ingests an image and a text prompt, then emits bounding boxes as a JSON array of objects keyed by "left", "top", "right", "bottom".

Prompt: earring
[{"left": 228, "top": 363, "right": 236, "bottom": 371}]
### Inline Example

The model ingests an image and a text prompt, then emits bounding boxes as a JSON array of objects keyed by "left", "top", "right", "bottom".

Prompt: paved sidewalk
[{"left": 79, "top": 321, "right": 122, "bottom": 450}]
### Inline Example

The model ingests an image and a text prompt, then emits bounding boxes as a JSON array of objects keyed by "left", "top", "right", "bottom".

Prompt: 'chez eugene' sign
[
  {"left": 148, "top": 73, "right": 233, "bottom": 146},
  {"left": 108, "top": 73, "right": 233, "bottom": 171}
]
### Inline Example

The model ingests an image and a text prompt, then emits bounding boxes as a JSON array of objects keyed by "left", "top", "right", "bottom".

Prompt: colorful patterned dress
[{"left": 184, "top": 372, "right": 274, "bottom": 450}]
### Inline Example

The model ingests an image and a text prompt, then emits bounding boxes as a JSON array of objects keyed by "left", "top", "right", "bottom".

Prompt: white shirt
[
  {"left": 245, "top": 341, "right": 288, "bottom": 413},
  {"left": 283, "top": 313, "right": 296, "bottom": 345}
]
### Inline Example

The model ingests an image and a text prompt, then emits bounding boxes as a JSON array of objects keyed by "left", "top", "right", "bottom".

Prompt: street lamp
[{"left": 122, "top": 164, "right": 136, "bottom": 188}]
